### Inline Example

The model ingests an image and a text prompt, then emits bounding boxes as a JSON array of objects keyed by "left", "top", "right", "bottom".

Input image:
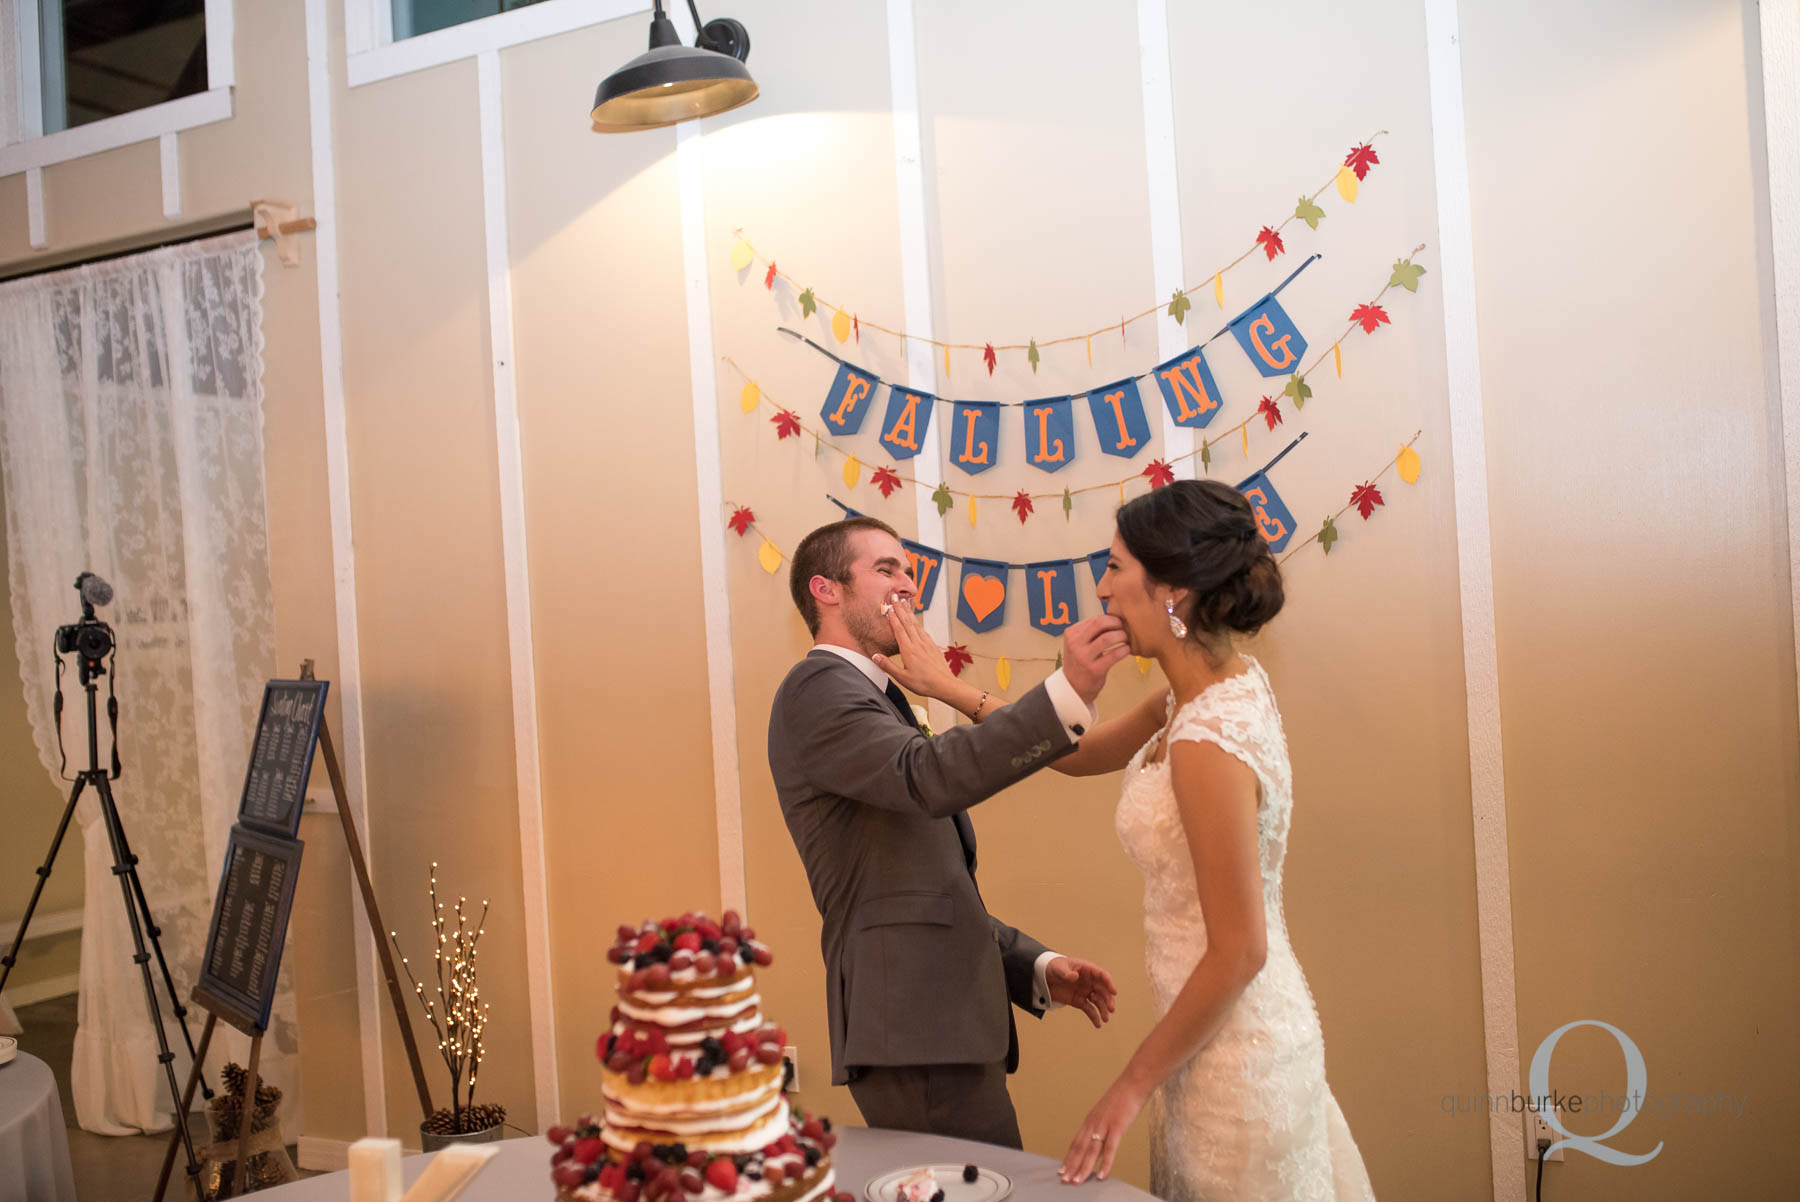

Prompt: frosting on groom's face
[{"left": 840, "top": 530, "right": 916, "bottom": 657}]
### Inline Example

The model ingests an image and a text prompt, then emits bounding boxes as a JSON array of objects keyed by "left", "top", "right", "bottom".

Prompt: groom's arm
[
  {"left": 780, "top": 659, "right": 1073, "bottom": 819},
  {"left": 992, "top": 916, "right": 1053, "bottom": 1017}
]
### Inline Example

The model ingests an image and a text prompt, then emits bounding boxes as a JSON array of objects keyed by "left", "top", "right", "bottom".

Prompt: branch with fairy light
[{"left": 390, "top": 862, "right": 504, "bottom": 1144}]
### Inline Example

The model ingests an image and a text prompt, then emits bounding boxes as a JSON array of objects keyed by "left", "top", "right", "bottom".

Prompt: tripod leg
[
  {"left": 0, "top": 775, "right": 87, "bottom": 998},
  {"left": 112, "top": 813, "right": 213, "bottom": 1099},
  {"left": 90, "top": 775, "right": 201, "bottom": 1185},
  {"left": 154, "top": 1011, "right": 217, "bottom": 1202}
]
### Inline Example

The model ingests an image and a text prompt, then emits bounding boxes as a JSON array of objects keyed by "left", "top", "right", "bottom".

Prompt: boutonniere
[{"left": 911, "top": 704, "right": 934, "bottom": 738}]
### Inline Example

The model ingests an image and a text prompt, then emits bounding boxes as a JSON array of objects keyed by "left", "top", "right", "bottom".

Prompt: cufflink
[{"left": 1072, "top": 724, "right": 1085, "bottom": 736}]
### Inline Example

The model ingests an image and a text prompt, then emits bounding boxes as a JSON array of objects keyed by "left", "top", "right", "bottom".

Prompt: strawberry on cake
[{"left": 548, "top": 911, "right": 852, "bottom": 1202}]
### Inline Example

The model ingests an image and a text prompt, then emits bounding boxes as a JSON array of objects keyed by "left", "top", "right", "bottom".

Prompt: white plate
[
  {"left": 863, "top": 1165, "right": 1011, "bottom": 1202},
  {"left": 0, "top": 1036, "right": 16, "bottom": 1066}
]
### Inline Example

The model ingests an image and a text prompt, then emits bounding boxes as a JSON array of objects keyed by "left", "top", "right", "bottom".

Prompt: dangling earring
[{"left": 1165, "top": 598, "right": 1188, "bottom": 639}]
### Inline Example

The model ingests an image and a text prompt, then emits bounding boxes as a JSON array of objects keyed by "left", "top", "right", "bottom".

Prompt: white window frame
[
  {"left": 0, "top": 0, "right": 235, "bottom": 176},
  {"left": 345, "top": 0, "right": 647, "bottom": 88}
]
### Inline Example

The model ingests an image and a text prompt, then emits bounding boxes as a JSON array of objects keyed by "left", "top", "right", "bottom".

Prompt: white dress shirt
[{"left": 813, "top": 641, "right": 1076, "bottom": 1010}]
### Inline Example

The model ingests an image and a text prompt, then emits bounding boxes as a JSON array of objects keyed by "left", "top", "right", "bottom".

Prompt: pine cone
[
  {"left": 222, "top": 1062, "right": 247, "bottom": 1097},
  {"left": 460, "top": 1102, "right": 505, "bottom": 1133},
  {"left": 424, "top": 1107, "right": 459, "bottom": 1135}
]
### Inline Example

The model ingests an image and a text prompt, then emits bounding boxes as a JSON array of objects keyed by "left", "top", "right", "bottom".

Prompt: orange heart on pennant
[{"left": 962, "top": 575, "right": 1006, "bottom": 622}]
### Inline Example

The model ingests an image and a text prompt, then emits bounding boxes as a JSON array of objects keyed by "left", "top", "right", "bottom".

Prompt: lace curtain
[{"left": 0, "top": 232, "right": 300, "bottom": 1135}]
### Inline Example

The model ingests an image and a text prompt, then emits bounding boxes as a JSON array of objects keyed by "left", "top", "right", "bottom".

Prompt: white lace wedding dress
[{"left": 1115, "top": 657, "right": 1376, "bottom": 1202}]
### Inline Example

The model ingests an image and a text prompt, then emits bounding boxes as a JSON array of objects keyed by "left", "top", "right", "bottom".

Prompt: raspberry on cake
[{"left": 549, "top": 912, "right": 851, "bottom": 1202}]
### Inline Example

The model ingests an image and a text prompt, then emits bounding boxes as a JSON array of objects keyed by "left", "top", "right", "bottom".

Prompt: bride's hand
[
  {"left": 1060, "top": 1077, "right": 1147, "bottom": 1185},
  {"left": 871, "top": 600, "right": 958, "bottom": 701}
]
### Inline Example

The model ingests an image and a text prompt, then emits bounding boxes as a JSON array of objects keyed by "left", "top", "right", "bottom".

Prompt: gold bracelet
[{"left": 972, "top": 691, "right": 991, "bottom": 721}]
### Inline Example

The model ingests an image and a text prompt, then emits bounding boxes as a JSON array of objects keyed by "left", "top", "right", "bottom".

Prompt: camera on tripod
[{"left": 55, "top": 570, "right": 115, "bottom": 670}]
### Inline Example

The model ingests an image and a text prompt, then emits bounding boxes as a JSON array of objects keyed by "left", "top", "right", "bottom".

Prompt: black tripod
[{"left": 0, "top": 575, "right": 210, "bottom": 1187}]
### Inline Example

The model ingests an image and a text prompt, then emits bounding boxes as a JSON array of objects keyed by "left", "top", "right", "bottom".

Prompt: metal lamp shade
[{"left": 591, "top": 45, "right": 759, "bottom": 131}]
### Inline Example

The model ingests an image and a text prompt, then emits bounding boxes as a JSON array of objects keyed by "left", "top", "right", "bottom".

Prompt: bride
[{"left": 874, "top": 479, "right": 1375, "bottom": 1201}]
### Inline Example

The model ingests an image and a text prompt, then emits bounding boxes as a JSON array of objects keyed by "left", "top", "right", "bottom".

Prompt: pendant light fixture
[{"left": 590, "top": 0, "right": 758, "bottom": 132}]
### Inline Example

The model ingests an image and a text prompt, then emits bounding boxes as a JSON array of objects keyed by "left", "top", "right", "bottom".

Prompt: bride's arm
[
  {"left": 1059, "top": 737, "right": 1266, "bottom": 1184},
  {"left": 1046, "top": 689, "right": 1168, "bottom": 777}
]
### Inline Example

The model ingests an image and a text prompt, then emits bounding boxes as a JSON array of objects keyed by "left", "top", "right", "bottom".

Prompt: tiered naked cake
[{"left": 548, "top": 911, "right": 850, "bottom": 1202}]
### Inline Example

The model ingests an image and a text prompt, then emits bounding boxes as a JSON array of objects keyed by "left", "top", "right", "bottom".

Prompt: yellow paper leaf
[
  {"left": 844, "top": 455, "right": 861, "bottom": 489},
  {"left": 1241, "top": 425, "right": 1249, "bottom": 458},
  {"left": 740, "top": 381, "right": 761, "bottom": 413},
  {"left": 996, "top": 657, "right": 1012, "bottom": 692},
  {"left": 1333, "top": 343, "right": 1342, "bottom": 379},
  {"left": 1335, "top": 164, "right": 1359, "bottom": 204},
  {"left": 730, "top": 240, "right": 754, "bottom": 271},
  {"left": 1213, "top": 272, "right": 1224, "bottom": 308},
  {"left": 832, "top": 309, "right": 851, "bottom": 343},
  {"left": 757, "top": 539, "right": 781, "bottom": 574},
  {"left": 1397, "top": 445, "right": 1422, "bottom": 484},
  {"left": 969, "top": 496, "right": 978, "bottom": 528},
  {"left": 1135, "top": 656, "right": 1151, "bottom": 676},
  {"left": 1086, "top": 336, "right": 1092, "bottom": 368}
]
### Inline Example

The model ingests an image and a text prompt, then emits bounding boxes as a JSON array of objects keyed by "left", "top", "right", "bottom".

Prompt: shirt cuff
[
  {"left": 1032, "top": 949, "right": 1064, "bottom": 1012},
  {"left": 1042, "top": 668, "right": 1097, "bottom": 742}
]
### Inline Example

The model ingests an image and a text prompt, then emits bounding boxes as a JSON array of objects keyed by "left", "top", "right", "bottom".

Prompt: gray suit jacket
[{"left": 767, "top": 649, "right": 1075, "bottom": 1086}]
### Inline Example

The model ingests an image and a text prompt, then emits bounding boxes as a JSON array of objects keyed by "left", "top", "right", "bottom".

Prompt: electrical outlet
[
  {"left": 783, "top": 1046, "right": 799, "bottom": 1093},
  {"left": 1526, "top": 1106, "right": 1564, "bottom": 1162}
]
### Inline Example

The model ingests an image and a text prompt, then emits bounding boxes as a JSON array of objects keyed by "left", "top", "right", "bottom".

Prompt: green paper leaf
[
  {"left": 931, "top": 482, "right": 954, "bottom": 516},
  {"left": 798, "top": 287, "right": 817, "bottom": 318},
  {"left": 1201, "top": 442, "right": 1212, "bottom": 473},
  {"left": 1167, "top": 289, "right": 1191, "bottom": 325},
  {"left": 1062, "top": 487, "right": 1073, "bottom": 520},
  {"left": 1295, "top": 196, "right": 1326, "bottom": 230},
  {"left": 1055, "top": 652, "right": 1063, "bottom": 670},
  {"left": 1283, "top": 372, "right": 1313, "bottom": 409},
  {"left": 1389, "top": 258, "right": 1427, "bottom": 293},
  {"left": 1028, "top": 339, "right": 1040, "bottom": 373},
  {"left": 1319, "top": 515, "right": 1339, "bottom": 555}
]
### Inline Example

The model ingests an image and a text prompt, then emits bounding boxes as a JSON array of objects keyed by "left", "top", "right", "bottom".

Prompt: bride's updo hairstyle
[{"left": 1115, "top": 479, "right": 1284, "bottom": 639}]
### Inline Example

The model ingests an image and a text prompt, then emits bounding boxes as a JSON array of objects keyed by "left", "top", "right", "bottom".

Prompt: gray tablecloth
[
  {"left": 0, "top": 1051, "right": 78, "bottom": 1202},
  {"left": 255, "top": 1126, "right": 1152, "bottom": 1202}
]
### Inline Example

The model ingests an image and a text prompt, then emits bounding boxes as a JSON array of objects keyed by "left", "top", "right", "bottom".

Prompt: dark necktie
[{"left": 885, "top": 680, "right": 920, "bottom": 729}]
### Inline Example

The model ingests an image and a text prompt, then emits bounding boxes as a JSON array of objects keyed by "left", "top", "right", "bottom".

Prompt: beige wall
[{"left": 0, "top": 0, "right": 1795, "bottom": 1196}]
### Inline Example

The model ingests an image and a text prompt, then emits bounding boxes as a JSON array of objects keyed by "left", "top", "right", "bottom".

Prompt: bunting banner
[
  {"left": 879, "top": 386, "right": 934, "bottom": 460},
  {"left": 820, "top": 361, "right": 879, "bottom": 435},
  {"left": 1087, "top": 547, "right": 1111, "bottom": 586},
  {"left": 1229, "top": 294, "right": 1309, "bottom": 379},
  {"left": 1236, "top": 471, "right": 1298, "bottom": 553},
  {"left": 1152, "top": 346, "right": 1226, "bottom": 429},
  {"left": 1085, "top": 378, "right": 1153, "bottom": 457},
  {"left": 1025, "top": 560, "right": 1079, "bottom": 636},
  {"left": 955, "top": 559, "right": 1010, "bottom": 633},
  {"left": 949, "top": 401, "right": 1001, "bottom": 474},
  {"left": 900, "top": 538, "right": 945, "bottom": 612},
  {"left": 1023, "top": 397, "right": 1077, "bottom": 474}
]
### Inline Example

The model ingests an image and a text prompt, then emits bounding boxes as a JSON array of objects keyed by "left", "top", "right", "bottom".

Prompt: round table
[
  {"left": 253, "top": 1126, "right": 1152, "bottom": 1202},
  {"left": 0, "top": 1050, "right": 79, "bottom": 1202}
]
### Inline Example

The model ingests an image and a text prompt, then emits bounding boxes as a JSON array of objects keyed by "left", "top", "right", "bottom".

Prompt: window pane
[
  {"left": 392, "top": 0, "right": 554, "bottom": 41},
  {"left": 39, "top": 0, "right": 208, "bottom": 134}
]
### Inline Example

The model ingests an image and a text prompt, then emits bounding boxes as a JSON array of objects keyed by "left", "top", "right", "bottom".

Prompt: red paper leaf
[
  {"left": 1143, "top": 459, "right": 1175, "bottom": 490},
  {"left": 945, "top": 644, "right": 973, "bottom": 677},
  {"left": 771, "top": 409, "right": 802, "bottom": 440},
  {"left": 764, "top": 262, "right": 778, "bottom": 290},
  {"left": 1257, "top": 395, "right": 1283, "bottom": 431},
  {"left": 1351, "top": 481, "right": 1385, "bottom": 520},
  {"left": 727, "top": 507, "right": 755, "bottom": 536},
  {"left": 1344, "top": 142, "right": 1380, "bottom": 181},
  {"left": 871, "top": 466, "right": 902, "bottom": 499},
  {"left": 983, "top": 343, "right": 997, "bottom": 375},
  {"left": 853, "top": 314, "right": 860, "bottom": 343},
  {"left": 1256, "top": 226, "right": 1285, "bottom": 261},
  {"left": 1350, "top": 303, "right": 1391, "bottom": 334},
  {"left": 1012, "top": 491, "right": 1035, "bottom": 524}
]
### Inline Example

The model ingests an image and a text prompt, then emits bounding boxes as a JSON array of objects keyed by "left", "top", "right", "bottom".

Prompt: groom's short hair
[{"left": 790, "top": 517, "right": 899, "bottom": 635}]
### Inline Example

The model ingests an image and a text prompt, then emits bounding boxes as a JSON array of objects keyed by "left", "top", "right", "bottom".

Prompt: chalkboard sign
[
  {"left": 236, "top": 679, "right": 329, "bottom": 838},
  {"left": 194, "top": 824, "right": 304, "bottom": 1034}
]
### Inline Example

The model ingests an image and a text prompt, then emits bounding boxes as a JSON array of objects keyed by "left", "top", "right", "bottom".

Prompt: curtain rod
[{"left": 0, "top": 209, "right": 316, "bottom": 284}]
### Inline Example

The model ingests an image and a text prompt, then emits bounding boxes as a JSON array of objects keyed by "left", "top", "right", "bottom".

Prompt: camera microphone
[{"left": 76, "top": 572, "right": 113, "bottom": 608}]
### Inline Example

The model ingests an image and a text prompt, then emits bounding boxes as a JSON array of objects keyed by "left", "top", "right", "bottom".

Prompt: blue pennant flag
[
  {"left": 949, "top": 401, "right": 1001, "bottom": 475},
  {"left": 1237, "top": 472, "right": 1297, "bottom": 553},
  {"left": 878, "top": 387, "right": 934, "bottom": 461},
  {"left": 1022, "top": 396, "right": 1076, "bottom": 474},
  {"left": 1152, "top": 346, "right": 1225, "bottom": 428},
  {"left": 1085, "top": 379, "right": 1152, "bottom": 458},
  {"left": 899, "top": 539, "right": 945, "bottom": 612},
  {"left": 1025, "top": 560, "right": 1079, "bottom": 636},
  {"left": 954, "top": 559, "right": 1009, "bottom": 634},
  {"left": 820, "top": 361, "right": 880, "bottom": 435},
  {"left": 1087, "top": 547, "right": 1111, "bottom": 587},
  {"left": 1229, "top": 295, "right": 1308, "bottom": 378}
]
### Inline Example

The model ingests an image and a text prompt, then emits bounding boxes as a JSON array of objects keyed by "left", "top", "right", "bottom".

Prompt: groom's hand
[
  {"left": 1046, "top": 956, "right": 1117, "bottom": 1028},
  {"left": 1061, "top": 616, "right": 1130, "bottom": 706}
]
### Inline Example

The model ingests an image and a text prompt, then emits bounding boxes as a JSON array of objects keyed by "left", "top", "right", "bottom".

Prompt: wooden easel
[{"left": 151, "top": 998, "right": 259, "bottom": 1201}]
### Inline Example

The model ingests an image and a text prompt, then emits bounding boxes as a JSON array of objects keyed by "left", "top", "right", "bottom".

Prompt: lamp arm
[{"left": 685, "top": 0, "right": 715, "bottom": 49}]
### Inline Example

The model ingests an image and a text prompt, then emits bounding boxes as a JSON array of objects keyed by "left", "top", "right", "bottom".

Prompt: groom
[{"left": 767, "top": 516, "right": 1123, "bottom": 1148}]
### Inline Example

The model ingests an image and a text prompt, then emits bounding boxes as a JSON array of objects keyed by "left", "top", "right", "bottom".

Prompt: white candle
[
  {"left": 348, "top": 1138, "right": 403, "bottom": 1202},
  {"left": 401, "top": 1143, "right": 500, "bottom": 1202}
]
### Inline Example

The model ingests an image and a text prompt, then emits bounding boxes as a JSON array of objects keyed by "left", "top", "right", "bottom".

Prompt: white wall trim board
[
  {"left": 203, "top": 0, "right": 234, "bottom": 90},
  {"left": 1, "top": 972, "right": 79, "bottom": 1007},
  {"left": 1136, "top": 0, "right": 1194, "bottom": 480},
  {"left": 303, "top": 0, "right": 386, "bottom": 1137},
  {"left": 0, "top": 907, "right": 82, "bottom": 944},
  {"left": 476, "top": 47, "right": 560, "bottom": 1128},
  {"left": 1758, "top": 0, "right": 1800, "bottom": 715},
  {"left": 346, "top": 0, "right": 647, "bottom": 88},
  {"left": 159, "top": 132, "right": 180, "bottom": 219},
  {"left": 24, "top": 165, "right": 44, "bottom": 247},
  {"left": 884, "top": 0, "right": 953, "bottom": 733},
  {"left": 1423, "top": 4, "right": 1524, "bottom": 1201},
  {"left": 0, "top": 86, "right": 232, "bottom": 176}
]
